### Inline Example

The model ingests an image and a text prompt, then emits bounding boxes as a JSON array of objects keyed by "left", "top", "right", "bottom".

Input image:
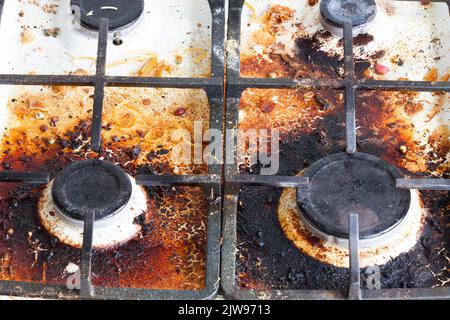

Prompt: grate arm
[
  {"left": 396, "top": 178, "right": 450, "bottom": 191},
  {"left": 80, "top": 212, "right": 95, "bottom": 298},
  {"left": 91, "top": 18, "right": 109, "bottom": 153},
  {"left": 0, "top": 172, "right": 51, "bottom": 184},
  {"left": 226, "top": 175, "right": 309, "bottom": 188},
  {"left": 136, "top": 174, "right": 220, "bottom": 187},
  {"left": 348, "top": 213, "right": 361, "bottom": 300}
]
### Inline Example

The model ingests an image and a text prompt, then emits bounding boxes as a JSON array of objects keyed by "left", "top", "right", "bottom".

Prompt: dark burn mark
[
  {"left": 296, "top": 36, "right": 343, "bottom": 78},
  {"left": 237, "top": 108, "right": 349, "bottom": 290},
  {"left": 295, "top": 31, "right": 376, "bottom": 79},
  {"left": 337, "top": 33, "right": 374, "bottom": 47},
  {"left": 237, "top": 38, "right": 449, "bottom": 289},
  {"left": 237, "top": 104, "right": 449, "bottom": 289}
]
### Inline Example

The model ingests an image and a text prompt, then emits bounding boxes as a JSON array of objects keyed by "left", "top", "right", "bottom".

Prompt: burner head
[
  {"left": 52, "top": 160, "right": 132, "bottom": 221},
  {"left": 320, "top": 0, "right": 377, "bottom": 36},
  {"left": 71, "top": 0, "right": 145, "bottom": 32},
  {"left": 296, "top": 153, "right": 411, "bottom": 240}
]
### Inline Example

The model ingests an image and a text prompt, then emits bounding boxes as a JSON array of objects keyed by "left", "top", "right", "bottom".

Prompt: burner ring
[
  {"left": 320, "top": 0, "right": 377, "bottom": 27},
  {"left": 71, "top": 0, "right": 145, "bottom": 32},
  {"left": 320, "top": 0, "right": 377, "bottom": 36},
  {"left": 296, "top": 153, "right": 411, "bottom": 240},
  {"left": 52, "top": 160, "right": 132, "bottom": 221}
]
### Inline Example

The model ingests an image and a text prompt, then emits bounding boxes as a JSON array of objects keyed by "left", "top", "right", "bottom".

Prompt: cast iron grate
[
  {"left": 222, "top": 0, "right": 450, "bottom": 300},
  {"left": 0, "top": 0, "right": 225, "bottom": 300}
]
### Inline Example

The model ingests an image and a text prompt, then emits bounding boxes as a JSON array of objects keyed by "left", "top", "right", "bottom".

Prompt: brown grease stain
[{"left": 0, "top": 86, "right": 209, "bottom": 291}]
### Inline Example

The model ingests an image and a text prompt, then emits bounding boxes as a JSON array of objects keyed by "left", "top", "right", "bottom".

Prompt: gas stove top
[
  {"left": 0, "top": 0, "right": 224, "bottom": 300},
  {"left": 0, "top": 0, "right": 448, "bottom": 300}
]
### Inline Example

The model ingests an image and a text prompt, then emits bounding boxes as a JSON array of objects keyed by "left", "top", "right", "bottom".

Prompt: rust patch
[{"left": 429, "top": 125, "right": 450, "bottom": 162}]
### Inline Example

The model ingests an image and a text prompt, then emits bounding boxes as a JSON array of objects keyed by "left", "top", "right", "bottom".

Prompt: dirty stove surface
[
  {"left": 0, "top": 0, "right": 448, "bottom": 301},
  {"left": 0, "top": 0, "right": 223, "bottom": 299},
  {"left": 223, "top": 0, "right": 449, "bottom": 299}
]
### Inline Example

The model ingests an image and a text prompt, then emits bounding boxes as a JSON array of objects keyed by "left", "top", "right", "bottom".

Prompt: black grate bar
[
  {"left": 224, "top": 99, "right": 240, "bottom": 174},
  {"left": 345, "top": 86, "right": 357, "bottom": 153},
  {"left": 0, "top": 74, "right": 95, "bottom": 86},
  {"left": 208, "top": 0, "right": 226, "bottom": 78},
  {"left": 356, "top": 80, "right": 450, "bottom": 92},
  {"left": 227, "top": 77, "right": 345, "bottom": 90},
  {"left": 348, "top": 214, "right": 361, "bottom": 300},
  {"left": 0, "top": 74, "right": 446, "bottom": 93},
  {"left": 225, "top": 78, "right": 450, "bottom": 93},
  {"left": 136, "top": 174, "right": 220, "bottom": 187},
  {"left": 226, "top": 0, "right": 245, "bottom": 79},
  {"left": 0, "top": 172, "right": 50, "bottom": 183},
  {"left": 0, "top": 74, "right": 223, "bottom": 90},
  {"left": 343, "top": 21, "right": 357, "bottom": 154},
  {"left": 90, "top": 18, "right": 109, "bottom": 153},
  {"left": 105, "top": 76, "right": 222, "bottom": 89},
  {"left": 80, "top": 212, "right": 95, "bottom": 298},
  {"left": 226, "top": 175, "right": 309, "bottom": 188},
  {"left": 343, "top": 22, "right": 355, "bottom": 79},
  {"left": 396, "top": 178, "right": 450, "bottom": 191}
]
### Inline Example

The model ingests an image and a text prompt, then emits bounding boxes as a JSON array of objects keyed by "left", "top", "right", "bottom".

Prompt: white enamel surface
[
  {"left": 0, "top": 0, "right": 214, "bottom": 151},
  {"left": 38, "top": 175, "right": 148, "bottom": 249},
  {"left": 0, "top": 0, "right": 212, "bottom": 76}
]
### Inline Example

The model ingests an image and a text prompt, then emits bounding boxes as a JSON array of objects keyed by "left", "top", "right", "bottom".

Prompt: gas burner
[
  {"left": 297, "top": 153, "right": 411, "bottom": 242},
  {"left": 320, "top": 0, "right": 377, "bottom": 36},
  {"left": 52, "top": 160, "right": 132, "bottom": 222},
  {"left": 71, "top": 0, "right": 145, "bottom": 32},
  {"left": 278, "top": 153, "right": 425, "bottom": 268},
  {"left": 39, "top": 160, "right": 148, "bottom": 248}
]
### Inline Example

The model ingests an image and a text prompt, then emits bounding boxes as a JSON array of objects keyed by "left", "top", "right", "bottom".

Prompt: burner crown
[
  {"left": 52, "top": 160, "right": 132, "bottom": 221},
  {"left": 320, "top": 0, "right": 377, "bottom": 36},
  {"left": 71, "top": 0, "right": 145, "bottom": 32},
  {"left": 296, "top": 153, "right": 411, "bottom": 240}
]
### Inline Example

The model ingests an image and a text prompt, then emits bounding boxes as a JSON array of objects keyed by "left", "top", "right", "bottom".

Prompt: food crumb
[
  {"left": 42, "top": 3, "right": 59, "bottom": 14},
  {"left": 424, "top": 68, "right": 438, "bottom": 82},
  {"left": 43, "top": 27, "right": 60, "bottom": 38},
  {"left": 20, "top": 26, "right": 35, "bottom": 44}
]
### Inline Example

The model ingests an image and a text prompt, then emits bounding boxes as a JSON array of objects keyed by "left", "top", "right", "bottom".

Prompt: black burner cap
[
  {"left": 52, "top": 160, "right": 132, "bottom": 221},
  {"left": 320, "top": 0, "right": 377, "bottom": 28},
  {"left": 71, "top": 0, "right": 145, "bottom": 32},
  {"left": 296, "top": 153, "right": 411, "bottom": 240}
]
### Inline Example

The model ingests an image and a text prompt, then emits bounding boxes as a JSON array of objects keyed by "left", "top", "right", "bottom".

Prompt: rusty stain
[{"left": 0, "top": 85, "right": 210, "bottom": 290}]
